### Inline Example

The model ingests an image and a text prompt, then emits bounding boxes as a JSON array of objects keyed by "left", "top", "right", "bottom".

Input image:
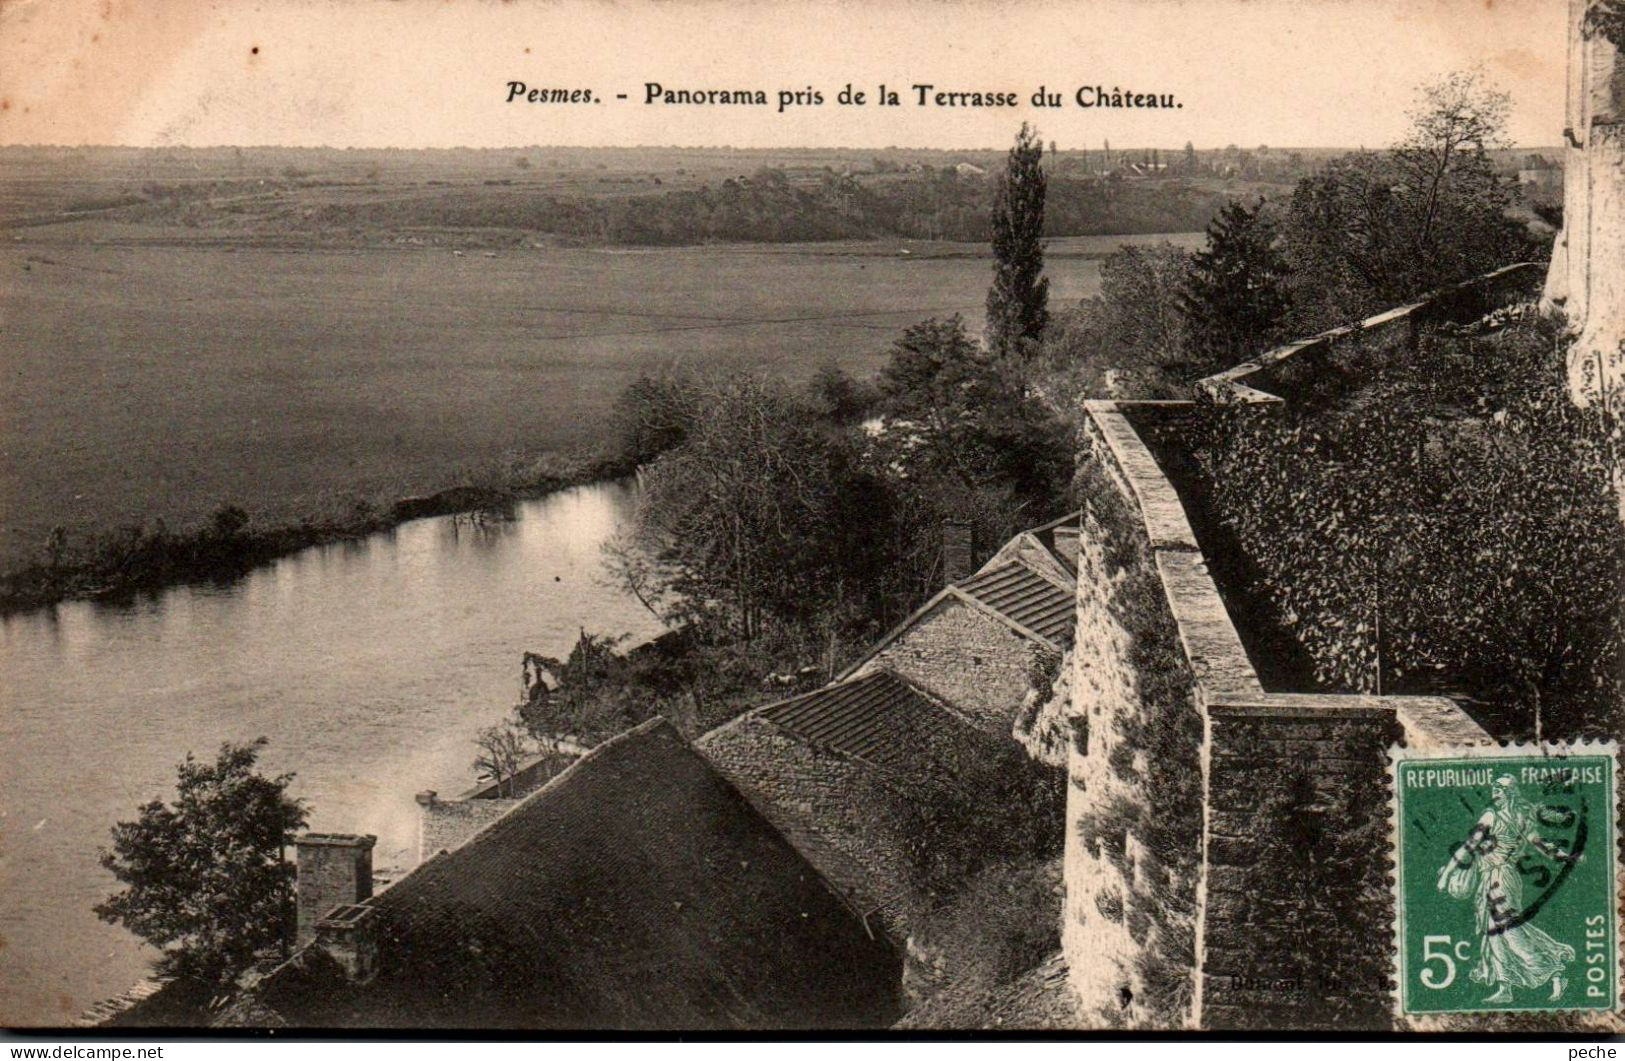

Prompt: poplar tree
[{"left": 986, "top": 123, "right": 1049, "bottom": 357}]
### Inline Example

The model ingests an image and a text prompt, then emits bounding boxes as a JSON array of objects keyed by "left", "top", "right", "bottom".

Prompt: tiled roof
[
  {"left": 699, "top": 669, "right": 1030, "bottom": 942},
  {"left": 697, "top": 713, "right": 914, "bottom": 938},
  {"left": 956, "top": 560, "right": 1075, "bottom": 645},
  {"left": 236, "top": 719, "right": 900, "bottom": 1030},
  {"left": 759, "top": 671, "right": 950, "bottom": 768}
]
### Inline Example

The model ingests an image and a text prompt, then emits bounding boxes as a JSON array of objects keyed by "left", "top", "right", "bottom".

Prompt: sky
[{"left": 0, "top": 0, "right": 1567, "bottom": 151}]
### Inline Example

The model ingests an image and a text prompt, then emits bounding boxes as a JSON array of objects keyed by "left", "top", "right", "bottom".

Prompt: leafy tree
[
  {"left": 1282, "top": 71, "right": 1529, "bottom": 328},
  {"left": 629, "top": 374, "right": 902, "bottom": 640},
  {"left": 599, "top": 530, "right": 681, "bottom": 624},
  {"left": 878, "top": 315, "right": 1072, "bottom": 512},
  {"left": 1178, "top": 198, "right": 1292, "bottom": 372},
  {"left": 1395, "top": 70, "right": 1511, "bottom": 258},
  {"left": 878, "top": 316, "right": 995, "bottom": 487},
  {"left": 611, "top": 369, "right": 703, "bottom": 466},
  {"left": 986, "top": 123, "right": 1050, "bottom": 356},
  {"left": 1043, "top": 243, "right": 1194, "bottom": 397},
  {"left": 96, "top": 740, "right": 307, "bottom": 987},
  {"left": 802, "top": 363, "right": 877, "bottom": 426}
]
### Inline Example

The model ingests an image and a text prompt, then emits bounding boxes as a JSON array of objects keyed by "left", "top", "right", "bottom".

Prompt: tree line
[{"left": 302, "top": 165, "right": 1245, "bottom": 246}]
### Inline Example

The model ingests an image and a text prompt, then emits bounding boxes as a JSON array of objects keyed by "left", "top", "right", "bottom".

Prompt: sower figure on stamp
[{"left": 1437, "top": 775, "right": 1579, "bottom": 1004}]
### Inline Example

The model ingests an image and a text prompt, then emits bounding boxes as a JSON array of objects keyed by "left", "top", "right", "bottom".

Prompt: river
[{"left": 0, "top": 481, "right": 659, "bottom": 1025}]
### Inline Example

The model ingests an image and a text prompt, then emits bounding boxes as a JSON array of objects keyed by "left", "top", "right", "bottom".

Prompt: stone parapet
[{"left": 1068, "top": 267, "right": 1526, "bottom": 1030}]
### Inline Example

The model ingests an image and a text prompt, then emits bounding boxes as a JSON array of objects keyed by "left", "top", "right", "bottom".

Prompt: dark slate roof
[
  {"left": 241, "top": 719, "right": 899, "bottom": 1030},
  {"left": 759, "top": 670, "right": 951, "bottom": 768},
  {"left": 956, "top": 561, "right": 1075, "bottom": 645}
]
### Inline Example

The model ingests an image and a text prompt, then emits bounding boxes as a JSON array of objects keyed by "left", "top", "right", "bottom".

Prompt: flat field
[{"left": 0, "top": 227, "right": 1204, "bottom": 572}]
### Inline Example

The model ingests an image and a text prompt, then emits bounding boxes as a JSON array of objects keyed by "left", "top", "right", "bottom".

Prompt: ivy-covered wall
[
  {"left": 1062, "top": 429, "right": 1204, "bottom": 1029},
  {"left": 1072, "top": 403, "right": 1417, "bottom": 1032},
  {"left": 1201, "top": 705, "right": 1400, "bottom": 1030}
]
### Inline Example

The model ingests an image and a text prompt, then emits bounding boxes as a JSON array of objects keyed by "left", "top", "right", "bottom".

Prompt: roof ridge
[
  {"left": 1021, "top": 509, "right": 1083, "bottom": 536},
  {"left": 404, "top": 716, "right": 679, "bottom": 872},
  {"left": 949, "top": 578, "right": 1062, "bottom": 651},
  {"left": 1005, "top": 552, "right": 1074, "bottom": 593}
]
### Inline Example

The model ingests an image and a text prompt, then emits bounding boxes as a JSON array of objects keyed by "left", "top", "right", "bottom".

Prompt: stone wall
[
  {"left": 1200, "top": 263, "right": 1544, "bottom": 408},
  {"left": 1060, "top": 423, "right": 1205, "bottom": 1029},
  {"left": 1061, "top": 507, "right": 1168, "bottom": 1026},
  {"left": 1069, "top": 394, "right": 1495, "bottom": 1032},
  {"left": 1014, "top": 645, "right": 1072, "bottom": 767},
  {"left": 1200, "top": 703, "right": 1401, "bottom": 1030},
  {"left": 417, "top": 796, "right": 517, "bottom": 863},
  {"left": 860, "top": 597, "right": 1035, "bottom": 736}
]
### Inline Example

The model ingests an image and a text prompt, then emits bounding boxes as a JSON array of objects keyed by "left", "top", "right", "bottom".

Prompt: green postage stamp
[{"left": 1392, "top": 744, "right": 1619, "bottom": 1016}]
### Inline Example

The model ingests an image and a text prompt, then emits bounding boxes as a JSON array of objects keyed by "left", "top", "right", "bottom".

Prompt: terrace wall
[
  {"left": 1071, "top": 406, "right": 1483, "bottom": 1030},
  {"left": 1065, "top": 268, "right": 1538, "bottom": 1030},
  {"left": 1199, "top": 263, "right": 1543, "bottom": 407},
  {"left": 1062, "top": 445, "right": 1200, "bottom": 1027},
  {"left": 1201, "top": 702, "right": 1399, "bottom": 1029}
]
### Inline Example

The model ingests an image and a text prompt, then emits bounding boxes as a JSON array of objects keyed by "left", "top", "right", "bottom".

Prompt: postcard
[{"left": 1, "top": 0, "right": 1617, "bottom": 1036}]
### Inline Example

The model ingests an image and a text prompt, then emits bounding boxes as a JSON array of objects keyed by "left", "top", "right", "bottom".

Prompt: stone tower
[{"left": 1543, "top": 0, "right": 1625, "bottom": 408}]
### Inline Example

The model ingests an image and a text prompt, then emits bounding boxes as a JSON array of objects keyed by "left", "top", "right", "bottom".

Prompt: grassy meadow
[{"left": 0, "top": 227, "right": 1204, "bottom": 574}]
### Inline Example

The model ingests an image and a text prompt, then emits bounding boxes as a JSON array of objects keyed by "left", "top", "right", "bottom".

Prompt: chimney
[
  {"left": 941, "top": 520, "right": 974, "bottom": 583},
  {"left": 315, "top": 902, "right": 378, "bottom": 983},
  {"left": 1053, "top": 524, "right": 1081, "bottom": 569},
  {"left": 295, "top": 833, "right": 375, "bottom": 950},
  {"left": 414, "top": 791, "right": 437, "bottom": 867}
]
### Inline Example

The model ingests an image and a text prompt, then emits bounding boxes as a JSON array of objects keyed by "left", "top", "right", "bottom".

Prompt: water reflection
[{"left": 0, "top": 480, "right": 659, "bottom": 1023}]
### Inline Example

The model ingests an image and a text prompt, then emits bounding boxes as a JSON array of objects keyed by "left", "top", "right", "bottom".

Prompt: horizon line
[{"left": 0, "top": 140, "right": 1564, "bottom": 154}]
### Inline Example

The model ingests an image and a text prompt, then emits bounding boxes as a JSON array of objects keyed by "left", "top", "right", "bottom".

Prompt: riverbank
[
  {"left": 1, "top": 479, "right": 666, "bottom": 1020},
  {"left": 0, "top": 451, "right": 633, "bottom": 616},
  {"left": 2, "top": 236, "right": 1140, "bottom": 578}
]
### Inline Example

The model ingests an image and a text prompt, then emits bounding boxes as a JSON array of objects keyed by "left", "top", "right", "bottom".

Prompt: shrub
[{"left": 881, "top": 737, "right": 1066, "bottom": 905}]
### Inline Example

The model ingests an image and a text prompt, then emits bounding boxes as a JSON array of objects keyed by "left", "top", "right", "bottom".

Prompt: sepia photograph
[{"left": 0, "top": 0, "right": 1620, "bottom": 1039}]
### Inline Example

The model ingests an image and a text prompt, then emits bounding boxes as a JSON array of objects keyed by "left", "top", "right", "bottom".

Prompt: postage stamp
[{"left": 1392, "top": 744, "right": 1619, "bottom": 1016}]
